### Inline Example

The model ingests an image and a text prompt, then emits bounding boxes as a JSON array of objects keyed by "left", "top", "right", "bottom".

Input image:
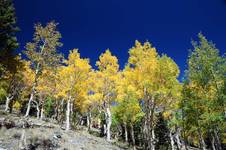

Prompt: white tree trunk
[
  {"left": 87, "top": 112, "right": 92, "bottom": 130},
  {"left": 130, "top": 123, "right": 136, "bottom": 150},
  {"left": 36, "top": 103, "right": 40, "bottom": 119},
  {"left": 169, "top": 130, "right": 175, "bottom": 150},
  {"left": 214, "top": 129, "right": 222, "bottom": 150},
  {"left": 25, "top": 92, "right": 34, "bottom": 117},
  {"left": 106, "top": 107, "right": 112, "bottom": 141},
  {"left": 40, "top": 106, "right": 44, "bottom": 120},
  {"left": 124, "top": 122, "right": 128, "bottom": 142},
  {"left": 5, "top": 95, "right": 13, "bottom": 112},
  {"left": 198, "top": 129, "right": 207, "bottom": 150},
  {"left": 25, "top": 63, "right": 40, "bottom": 117},
  {"left": 211, "top": 136, "right": 216, "bottom": 150},
  {"left": 175, "top": 128, "right": 182, "bottom": 149},
  {"left": 66, "top": 98, "right": 71, "bottom": 131},
  {"left": 151, "top": 128, "right": 155, "bottom": 150}
]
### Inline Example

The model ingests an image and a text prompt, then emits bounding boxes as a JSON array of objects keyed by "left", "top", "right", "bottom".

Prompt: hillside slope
[{"left": 0, "top": 111, "right": 123, "bottom": 150}]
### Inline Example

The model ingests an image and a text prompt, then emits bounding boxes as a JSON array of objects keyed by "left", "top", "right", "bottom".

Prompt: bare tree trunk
[
  {"left": 60, "top": 99, "right": 64, "bottom": 123},
  {"left": 36, "top": 103, "right": 40, "bottom": 119},
  {"left": 25, "top": 63, "right": 40, "bottom": 117},
  {"left": 66, "top": 98, "right": 71, "bottom": 131},
  {"left": 143, "top": 92, "right": 155, "bottom": 150},
  {"left": 211, "top": 135, "right": 216, "bottom": 150},
  {"left": 89, "top": 112, "right": 92, "bottom": 129},
  {"left": 106, "top": 107, "right": 112, "bottom": 141},
  {"left": 175, "top": 127, "right": 182, "bottom": 149},
  {"left": 169, "top": 130, "right": 175, "bottom": 150},
  {"left": 214, "top": 129, "right": 222, "bottom": 150},
  {"left": 87, "top": 111, "right": 92, "bottom": 131},
  {"left": 5, "top": 95, "right": 13, "bottom": 112},
  {"left": 103, "top": 124, "right": 107, "bottom": 135},
  {"left": 70, "top": 100, "right": 73, "bottom": 126},
  {"left": 130, "top": 123, "right": 136, "bottom": 150},
  {"left": 40, "top": 105, "right": 44, "bottom": 120},
  {"left": 124, "top": 122, "right": 128, "bottom": 143},
  {"left": 198, "top": 129, "right": 207, "bottom": 150},
  {"left": 87, "top": 112, "right": 90, "bottom": 129},
  {"left": 25, "top": 92, "right": 34, "bottom": 117},
  {"left": 151, "top": 128, "right": 155, "bottom": 150}
]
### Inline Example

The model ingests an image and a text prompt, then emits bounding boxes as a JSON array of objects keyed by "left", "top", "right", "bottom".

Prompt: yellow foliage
[
  {"left": 13, "top": 101, "right": 21, "bottom": 110},
  {"left": 56, "top": 49, "right": 91, "bottom": 111}
]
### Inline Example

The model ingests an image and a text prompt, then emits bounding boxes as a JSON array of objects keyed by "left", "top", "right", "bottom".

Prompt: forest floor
[{"left": 0, "top": 109, "right": 127, "bottom": 150}]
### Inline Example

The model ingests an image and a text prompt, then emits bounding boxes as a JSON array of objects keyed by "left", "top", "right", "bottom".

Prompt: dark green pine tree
[
  {"left": 0, "top": 0, "right": 19, "bottom": 77},
  {"left": 155, "top": 112, "right": 171, "bottom": 150}
]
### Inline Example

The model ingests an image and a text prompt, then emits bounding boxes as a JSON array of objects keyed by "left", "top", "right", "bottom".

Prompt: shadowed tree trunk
[
  {"left": 130, "top": 123, "right": 136, "bottom": 150},
  {"left": 198, "top": 128, "right": 207, "bottom": 150},
  {"left": 211, "top": 134, "right": 216, "bottom": 150},
  {"left": 214, "top": 129, "right": 222, "bottom": 150},
  {"left": 143, "top": 89, "right": 155, "bottom": 150}
]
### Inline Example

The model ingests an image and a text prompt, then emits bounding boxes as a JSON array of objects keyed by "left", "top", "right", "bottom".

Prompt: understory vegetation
[{"left": 0, "top": 0, "right": 225, "bottom": 150}]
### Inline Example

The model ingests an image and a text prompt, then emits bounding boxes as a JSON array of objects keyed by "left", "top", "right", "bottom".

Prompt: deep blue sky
[{"left": 14, "top": 0, "right": 226, "bottom": 79}]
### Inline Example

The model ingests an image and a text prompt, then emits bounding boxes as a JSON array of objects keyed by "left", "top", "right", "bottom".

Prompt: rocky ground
[{"left": 0, "top": 111, "right": 125, "bottom": 150}]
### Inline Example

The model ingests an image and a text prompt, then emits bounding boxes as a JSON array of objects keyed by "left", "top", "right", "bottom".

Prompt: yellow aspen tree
[
  {"left": 115, "top": 68, "right": 144, "bottom": 148},
  {"left": 57, "top": 49, "right": 91, "bottom": 131},
  {"left": 36, "top": 68, "right": 57, "bottom": 119},
  {"left": 23, "top": 21, "right": 62, "bottom": 117},
  {"left": 4, "top": 55, "right": 24, "bottom": 112},
  {"left": 95, "top": 49, "right": 119, "bottom": 141},
  {"left": 127, "top": 41, "right": 180, "bottom": 150}
]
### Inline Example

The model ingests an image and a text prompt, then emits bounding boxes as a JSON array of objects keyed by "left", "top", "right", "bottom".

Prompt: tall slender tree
[
  {"left": 23, "top": 21, "right": 62, "bottom": 117},
  {"left": 57, "top": 49, "right": 91, "bottom": 131},
  {"left": 95, "top": 49, "right": 119, "bottom": 141},
  {"left": 127, "top": 41, "right": 180, "bottom": 150},
  {"left": 181, "top": 33, "right": 226, "bottom": 150}
]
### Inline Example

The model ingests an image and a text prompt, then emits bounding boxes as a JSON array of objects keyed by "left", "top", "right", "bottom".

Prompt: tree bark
[
  {"left": 87, "top": 111, "right": 92, "bottom": 131},
  {"left": 143, "top": 91, "right": 155, "bottom": 150},
  {"left": 175, "top": 127, "right": 182, "bottom": 149},
  {"left": 151, "top": 127, "right": 155, "bottom": 150},
  {"left": 25, "top": 91, "right": 34, "bottom": 117},
  {"left": 130, "top": 123, "right": 136, "bottom": 150},
  {"left": 124, "top": 122, "right": 128, "bottom": 143},
  {"left": 198, "top": 128, "right": 207, "bottom": 150},
  {"left": 87, "top": 113, "right": 90, "bottom": 126},
  {"left": 5, "top": 95, "right": 13, "bottom": 112},
  {"left": 25, "top": 62, "right": 41, "bottom": 117},
  {"left": 106, "top": 107, "right": 112, "bottom": 141},
  {"left": 59, "top": 99, "right": 64, "bottom": 123},
  {"left": 214, "top": 129, "right": 222, "bottom": 150},
  {"left": 169, "top": 130, "right": 175, "bottom": 150},
  {"left": 66, "top": 98, "right": 71, "bottom": 131},
  {"left": 40, "top": 104, "right": 44, "bottom": 120},
  {"left": 36, "top": 103, "right": 40, "bottom": 119},
  {"left": 211, "top": 135, "right": 216, "bottom": 150},
  {"left": 70, "top": 100, "right": 73, "bottom": 125}
]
